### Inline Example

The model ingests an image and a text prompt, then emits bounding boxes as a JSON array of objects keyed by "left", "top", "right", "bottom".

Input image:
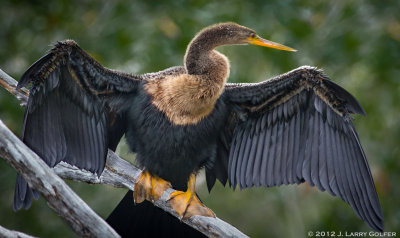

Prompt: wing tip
[
  {"left": 13, "top": 178, "right": 39, "bottom": 211},
  {"left": 17, "top": 68, "right": 36, "bottom": 89},
  {"left": 375, "top": 220, "right": 384, "bottom": 232},
  {"left": 323, "top": 79, "right": 366, "bottom": 116},
  {"left": 17, "top": 53, "right": 56, "bottom": 89},
  {"left": 17, "top": 39, "right": 80, "bottom": 90},
  {"left": 367, "top": 215, "right": 384, "bottom": 232},
  {"left": 298, "top": 67, "right": 367, "bottom": 117}
]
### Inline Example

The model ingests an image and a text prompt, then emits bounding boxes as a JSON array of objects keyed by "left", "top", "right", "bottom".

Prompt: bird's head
[
  {"left": 192, "top": 22, "right": 296, "bottom": 52},
  {"left": 185, "top": 22, "right": 296, "bottom": 75}
]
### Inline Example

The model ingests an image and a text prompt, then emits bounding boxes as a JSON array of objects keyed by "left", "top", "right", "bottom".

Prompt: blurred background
[{"left": 0, "top": 0, "right": 399, "bottom": 237}]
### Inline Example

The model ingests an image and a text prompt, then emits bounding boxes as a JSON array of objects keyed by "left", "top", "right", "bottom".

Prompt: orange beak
[{"left": 247, "top": 35, "right": 297, "bottom": 52}]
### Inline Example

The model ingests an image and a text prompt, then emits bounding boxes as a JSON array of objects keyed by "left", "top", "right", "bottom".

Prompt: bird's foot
[
  {"left": 168, "top": 174, "right": 215, "bottom": 219},
  {"left": 133, "top": 170, "right": 171, "bottom": 203},
  {"left": 168, "top": 190, "right": 215, "bottom": 219}
]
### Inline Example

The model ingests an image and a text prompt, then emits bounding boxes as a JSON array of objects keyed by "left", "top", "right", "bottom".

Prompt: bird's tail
[{"left": 106, "top": 191, "right": 206, "bottom": 238}]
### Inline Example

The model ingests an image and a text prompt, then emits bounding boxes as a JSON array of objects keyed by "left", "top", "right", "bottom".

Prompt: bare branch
[
  {"left": 0, "top": 68, "right": 248, "bottom": 237},
  {"left": 0, "top": 224, "right": 37, "bottom": 238},
  {"left": 0, "top": 69, "right": 28, "bottom": 106},
  {"left": 0, "top": 120, "right": 120, "bottom": 238},
  {"left": 55, "top": 151, "right": 248, "bottom": 238}
]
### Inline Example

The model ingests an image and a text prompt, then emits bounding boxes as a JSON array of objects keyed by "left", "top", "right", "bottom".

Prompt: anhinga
[{"left": 13, "top": 22, "right": 383, "bottom": 234}]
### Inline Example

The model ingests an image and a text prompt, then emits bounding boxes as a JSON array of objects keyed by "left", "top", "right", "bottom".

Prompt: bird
[{"left": 13, "top": 22, "right": 383, "bottom": 234}]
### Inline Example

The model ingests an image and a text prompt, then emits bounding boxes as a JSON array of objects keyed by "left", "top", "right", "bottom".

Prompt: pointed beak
[{"left": 247, "top": 35, "right": 297, "bottom": 52}]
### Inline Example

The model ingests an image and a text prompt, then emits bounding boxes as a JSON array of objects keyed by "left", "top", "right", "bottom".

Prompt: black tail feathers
[{"left": 106, "top": 191, "right": 206, "bottom": 238}]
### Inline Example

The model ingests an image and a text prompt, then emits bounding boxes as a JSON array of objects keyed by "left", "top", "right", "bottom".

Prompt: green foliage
[{"left": 0, "top": 1, "right": 399, "bottom": 237}]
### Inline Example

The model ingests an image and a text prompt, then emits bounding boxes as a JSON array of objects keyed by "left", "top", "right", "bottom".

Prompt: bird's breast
[
  {"left": 126, "top": 89, "right": 228, "bottom": 188},
  {"left": 144, "top": 74, "right": 225, "bottom": 126}
]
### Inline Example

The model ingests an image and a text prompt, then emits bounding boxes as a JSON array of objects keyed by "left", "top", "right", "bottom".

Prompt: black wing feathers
[
  {"left": 14, "top": 40, "right": 139, "bottom": 210},
  {"left": 209, "top": 66, "right": 383, "bottom": 231},
  {"left": 206, "top": 113, "right": 236, "bottom": 190}
]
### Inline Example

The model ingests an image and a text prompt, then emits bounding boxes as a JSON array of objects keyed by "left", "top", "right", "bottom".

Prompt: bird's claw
[
  {"left": 168, "top": 189, "right": 215, "bottom": 219},
  {"left": 133, "top": 170, "right": 171, "bottom": 204}
]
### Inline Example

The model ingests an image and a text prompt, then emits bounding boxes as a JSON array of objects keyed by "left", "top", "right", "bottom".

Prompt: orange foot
[
  {"left": 168, "top": 174, "right": 215, "bottom": 219},
  {"left": 133, "top": 170, "right": 171, "bottom": 203}
]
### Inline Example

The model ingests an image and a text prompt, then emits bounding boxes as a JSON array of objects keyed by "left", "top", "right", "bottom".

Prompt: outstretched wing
[
  {"left": 14, "top": 40, "right": 142, "bottom": 210},
  {"left": 206, "top": 66, "right": 383, "bottom": 231}
]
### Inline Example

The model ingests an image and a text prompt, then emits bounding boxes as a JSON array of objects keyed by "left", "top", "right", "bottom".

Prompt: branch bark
[
  {"left": 0, "top": 68, "right": 248, "bottom": 238},
  {"left": 0, "top": 120, "right": 120, "bottom": 238},
  {"left": 55, "top": 151, "right": 248, "bottom": 238},
  {"left": 0, "top": 69, "right": 28, "bottom": 106},
  {"left": 0, "top": 224, "right": 38, "bottom": 238}
]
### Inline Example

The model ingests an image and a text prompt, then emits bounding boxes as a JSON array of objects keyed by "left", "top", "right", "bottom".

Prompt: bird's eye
[{"left": 249, "top": 33, "right": 256, "bottom": 38}]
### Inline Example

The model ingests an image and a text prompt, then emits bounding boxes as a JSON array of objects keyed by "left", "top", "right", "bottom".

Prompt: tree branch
[
  {"left": 0, "top": 120, "right": 120, "bottom": 238},
  {"left": 0, "top": 69, "right": 28, "bottom": 106},
  {"left": 0, "top": 224, "right": 38, "bottom": 238},
  {"left": 0, "top": 68, "right": 248, "bottom": 237},
  {"left": 55, "top": 151, "right": 247, "bottom": 238}
]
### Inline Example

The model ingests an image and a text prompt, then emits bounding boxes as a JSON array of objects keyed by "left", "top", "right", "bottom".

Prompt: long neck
[{"left": 184, "top": 29, "right": 230, "bottom": 80}]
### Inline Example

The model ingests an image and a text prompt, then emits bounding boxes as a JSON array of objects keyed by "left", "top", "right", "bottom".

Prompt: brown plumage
[
  {"left": 145, "top": 73, "right": 226, "bottom": 125},
  {"left": 145, "top": 24, "right": 232, "bottom": 125}
]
